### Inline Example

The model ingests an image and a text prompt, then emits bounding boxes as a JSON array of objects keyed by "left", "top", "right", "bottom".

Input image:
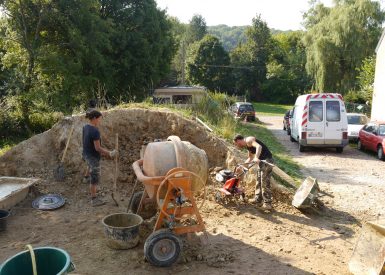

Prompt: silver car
[{"left": 347, "top": 113, "right": 369, "bottom": 141}]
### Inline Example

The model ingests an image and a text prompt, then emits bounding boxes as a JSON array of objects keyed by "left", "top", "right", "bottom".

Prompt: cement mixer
[{"left": 132, "top": 136, "right": 208, "bottom": 267}]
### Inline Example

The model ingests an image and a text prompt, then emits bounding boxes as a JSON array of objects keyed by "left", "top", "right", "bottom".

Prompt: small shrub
[{"left": 29, "top": 112, "right": 63, "bottom": 133}]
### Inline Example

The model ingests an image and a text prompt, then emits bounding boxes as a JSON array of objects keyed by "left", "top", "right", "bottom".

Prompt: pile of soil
[{"left": 0, "top": 108, "right": 229, "bottom": 183}]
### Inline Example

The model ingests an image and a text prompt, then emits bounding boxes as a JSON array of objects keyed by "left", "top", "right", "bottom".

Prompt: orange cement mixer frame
[{"left": 132, "top": 136, "right": 206, "bottom": 235}]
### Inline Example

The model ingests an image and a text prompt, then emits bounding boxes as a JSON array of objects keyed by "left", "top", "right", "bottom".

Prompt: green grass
[
  {"left": 0, "top": 137, "right": 25, "bottom": 156},
  {"left": 253, "top": 102, "right": 292, "bottom": 116},
  {"left": 235, "top": 122, "right": 302, "bottom": 184}
]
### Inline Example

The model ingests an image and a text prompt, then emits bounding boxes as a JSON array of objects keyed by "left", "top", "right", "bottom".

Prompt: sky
[{"left": 155, "top": 0, "right": 381, "bottom": 31}]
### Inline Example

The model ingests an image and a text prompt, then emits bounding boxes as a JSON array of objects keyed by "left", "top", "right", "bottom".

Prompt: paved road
[{"left": 260, "top": 115, "right": 385, "bottom": 220}]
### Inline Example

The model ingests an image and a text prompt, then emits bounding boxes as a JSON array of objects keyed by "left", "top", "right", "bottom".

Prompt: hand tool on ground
[
  {"left": 54, "top": 124, "right": 75, "bottom": 181},
  {"left": 111, "top": 133, "right": 119, "bottom": 207},
  {"left": 126, "top": 179, "right": 139, "bottom": 213}
]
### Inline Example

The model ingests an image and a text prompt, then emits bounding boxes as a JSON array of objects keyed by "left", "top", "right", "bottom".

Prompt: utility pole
[{"left": 181, "top": 40, "right": 186, "bottom": 85}]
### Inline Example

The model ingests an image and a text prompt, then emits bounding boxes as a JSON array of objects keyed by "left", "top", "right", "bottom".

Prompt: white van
[{"left": 290, "top": 93, "right": 348, "bottom": 153}]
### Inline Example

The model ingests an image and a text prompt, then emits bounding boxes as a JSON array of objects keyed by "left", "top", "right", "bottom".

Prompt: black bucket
[
  {"left": 0, "top": 209, "right": 10, "bottom": 232},
  {"left": 102, "top": 213, "right": 143, "bottom": 249}
]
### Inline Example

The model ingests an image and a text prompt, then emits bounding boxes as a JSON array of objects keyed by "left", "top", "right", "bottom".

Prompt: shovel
[
  {"left": 54, "top": 124, "right": 75, "bottom": 181},
  {"left": 111, "top": 133, "right": 119, "bottom": 206}
]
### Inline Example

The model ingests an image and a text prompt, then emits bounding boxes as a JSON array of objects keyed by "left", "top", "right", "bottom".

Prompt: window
[
  {"left": 378, "top": 125, "right": 385, "bottom": 136},
  {"left": 348, "top": 115, "right": 368, "bottom": 125},
  {"left": 326, "top": 101, "right": 340, "bottom": 122},
  {"left": 153, "top": 97, "right": 170, "bottom": 104},
  {"left": 309, "top": 101, "right": 323, "bottom": 122},
  {"left": 172, "top": 95, "right": 192, "bottom": 104},
  {"left": 238, "top": 104, "right": 254, "bottom": 112},
  {"left": 363, "top": 124, "right": 376, "bottom": 133}
]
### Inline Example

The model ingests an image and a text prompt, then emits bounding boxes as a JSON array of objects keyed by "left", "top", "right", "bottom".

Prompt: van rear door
[
  {"left": 324, "top": 100, "right": 343, "bottom": 144},
  {"left": 307, "top": 100, "right": 325, "bottom": 144}
]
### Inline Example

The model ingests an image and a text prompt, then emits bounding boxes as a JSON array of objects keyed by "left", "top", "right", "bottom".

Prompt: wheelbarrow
[
  {"left": 132, "top": 162, "right": 206, "bottom": 267},
  {"left": 349, "top": 219, "right": 385, "bottom": 275}
]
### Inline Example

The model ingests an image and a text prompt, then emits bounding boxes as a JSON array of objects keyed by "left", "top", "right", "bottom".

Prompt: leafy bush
[
  {"left": 0, "top": 97, "right": 25, "bottom": 138},
  {"left": 344, "top": 90, "right": 367, "bottom": 104},
  {"left": 0, "top": 96, "right": 63, "bottom": 139},
  {"left": 193, "top": 91, "right": 236, "bottom": 125},
  {"left": 29, "top": 112, "right": 63, "bottom": 133}
]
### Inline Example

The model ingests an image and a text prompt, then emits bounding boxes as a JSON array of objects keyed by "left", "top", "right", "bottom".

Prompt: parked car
[
  {"left": 283, "top": 110, "right": 293, "bottom": 135},
  {"left": 358, "top": 121, "right": 385, "bottom": 160},
  {"left": 347, "top": 113, "right": 369, "bottom": 141},
  {"left": 229, "top": 102, "right": 256, "bottom": 122},
  {"left": 290, "top": 93, "right": 348, "bottom": 153}
]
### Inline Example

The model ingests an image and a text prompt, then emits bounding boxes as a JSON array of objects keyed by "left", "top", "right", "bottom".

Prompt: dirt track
[
  {"left": 1, "top": 109, "right": 384, "bottom": 274},
  {"left": 260, "top": 115, "right": 385, "bottom": 220}
]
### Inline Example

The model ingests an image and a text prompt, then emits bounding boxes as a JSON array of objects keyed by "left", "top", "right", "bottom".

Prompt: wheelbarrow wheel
[
  {"left": 144, "top": 229, "right": 182, "bottom": 267},
  {"left": 129, "top": 191, "right": 157, "bottom": 219},
  {"left": 129, "top": 191, "right": 143, "bottom": 213}
]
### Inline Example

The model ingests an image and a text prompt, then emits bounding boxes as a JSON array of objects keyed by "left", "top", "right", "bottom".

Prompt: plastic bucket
[
  {"left": 0, "top": 247, "right": 75, "bottom": 275},
  {"left": 102, "top": 213, "right": 143, "bottom": 249},
  {"left": 0, "top": 209, "right": 10, "bottom": 232}
]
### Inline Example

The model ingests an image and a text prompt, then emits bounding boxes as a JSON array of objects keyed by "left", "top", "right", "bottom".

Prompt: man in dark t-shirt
[
  {"left": 82, "top": 109, "right": 116, "bottom": 206},
  {"left": 83, "top": 124, "right": 101, "bottom": 160},
  {"left": 233, "top": 134, "right": 274, "bottom": 210}
]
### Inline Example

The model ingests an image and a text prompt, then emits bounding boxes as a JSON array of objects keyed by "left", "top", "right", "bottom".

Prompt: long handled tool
[
  {"left": 54, "top": 124, "right": 75, "bottom": 181},
  {"left": 111, "top": 133, "right": 119, "bottom": 206}
]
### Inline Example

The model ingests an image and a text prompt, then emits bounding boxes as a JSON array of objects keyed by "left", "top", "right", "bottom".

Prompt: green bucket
[{"left": 0, "top": 247, "right": 75, "bottom": 275}]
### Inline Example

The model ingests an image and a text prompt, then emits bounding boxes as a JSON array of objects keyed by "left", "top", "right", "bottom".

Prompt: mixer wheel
[{"left": 144, "top": 229, "right": 182, "bottom": 267}]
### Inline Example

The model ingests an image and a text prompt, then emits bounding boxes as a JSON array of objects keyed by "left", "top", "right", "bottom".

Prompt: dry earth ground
[{"left": 1, "top": 109, "right": 384, "bottom": 274}]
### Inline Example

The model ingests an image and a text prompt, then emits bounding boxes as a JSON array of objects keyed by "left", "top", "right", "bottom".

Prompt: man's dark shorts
[{"left": 83, "top": 155, "right": 100, "bottom": 185}]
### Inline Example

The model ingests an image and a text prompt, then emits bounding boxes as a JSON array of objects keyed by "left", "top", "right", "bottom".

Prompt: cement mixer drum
[{"left": 142, "top": 136, "right": 208, "bottom": 192}]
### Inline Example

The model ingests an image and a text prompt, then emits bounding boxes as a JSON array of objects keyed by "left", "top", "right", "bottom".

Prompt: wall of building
[{"left": 372, "top": 31, "right": 385, "bottom": 121}]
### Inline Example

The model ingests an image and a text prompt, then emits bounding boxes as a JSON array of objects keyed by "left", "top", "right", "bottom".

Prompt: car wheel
[
  {"left": 299, "top": 143, "right": 305, "bottom": 152},
  {"left": 290, "top": 135, "right": 295, "bottom": 142},
  {"left": 336, "top": 147, "right": 343, "bottom": 153},
  {"left": 377, "top": 145, "right": 385, "bottom": 161},
  {"left": 357, "top": 140, "right": 364, "bottom": 150}
]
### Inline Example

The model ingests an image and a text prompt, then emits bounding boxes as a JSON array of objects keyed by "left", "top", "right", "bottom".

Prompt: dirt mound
[
  {"left": 0, "top": 107, "right": 292, "bottom": 201},
  {"left": 0, "top": 108, "right": 228, "bottom": 185}
]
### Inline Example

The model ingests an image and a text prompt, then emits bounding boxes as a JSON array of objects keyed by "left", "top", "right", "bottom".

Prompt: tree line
[
  {"left": 171, "top": 0, "right": 383, "bottom": 104},
  {"left": 0, "top": 0, "right": 383, "bottom": 138}
]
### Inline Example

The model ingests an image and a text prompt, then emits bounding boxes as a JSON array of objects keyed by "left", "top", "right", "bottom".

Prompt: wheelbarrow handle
[{"left": 260, "top": 160, "right": 275, "bottom": 167}]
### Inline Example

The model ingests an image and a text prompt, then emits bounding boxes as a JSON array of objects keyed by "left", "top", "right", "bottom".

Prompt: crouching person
[{"left": 233, "top": 134, "right": 274, "bottom": 210}]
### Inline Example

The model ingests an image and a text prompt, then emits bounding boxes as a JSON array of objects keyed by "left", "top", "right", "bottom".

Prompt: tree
[
  {"left": 356, "top": 55, "right": 375, "bottom": 104},
  {"left": 186, "top": 35, "right": 232, "bottom": 92},
  {"left": 208, "top": 25, "right": 247, "bottom": 52},
  {"left": 230, "top": 15, "right": 272, "bottom": 100},
  {"left": 98, "top": 0, "right": 176, "bottom": 100},
  {"left": 303, "top": 0, "right": 385, "bottom": 93},
  {"left": 166, "top": 16, "right": 188, "bottom": 85},
  {"left": 262, "top": 31, "right": 312, "bottom": 103},
  {"left": 185, "top": 14, "right": 207, "bottom": 44},
  {"left": 0, "top": 0, "right": 54, "bottom": 130}
]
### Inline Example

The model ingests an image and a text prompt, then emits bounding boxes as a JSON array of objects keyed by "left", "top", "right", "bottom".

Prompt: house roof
[
  {"left": 154, "top": 86, "right": 207, "bottom": 95},
  {"left": 375, "top": 28, "right": 385, "bottom": 53}
]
